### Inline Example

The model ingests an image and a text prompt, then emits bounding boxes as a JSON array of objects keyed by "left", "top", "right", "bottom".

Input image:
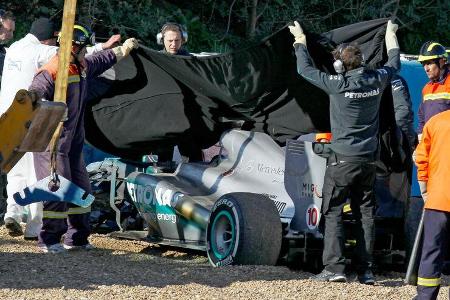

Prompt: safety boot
[
  {"left": 310, "top": 269, "right": 347, "bottom": 282},
  {"left": 4, "top": 217, "right": 23, "bottom": 237},
  {"left": 39, "top": 243, "right": 66, "bottom": 254},
  {"left": 358, "top": 270, "right": 375, "bottom": 285},
  {"left": 63, "top": 243, "right": 96, "bottom": 251}
]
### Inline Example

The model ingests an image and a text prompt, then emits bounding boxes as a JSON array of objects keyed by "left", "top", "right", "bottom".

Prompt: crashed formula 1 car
[
  {"left": 87, "top": 123, "right": 420, "bottom": 268},
  {"left": 89, "top": 129, "right": 325, "bottom": 266},
  {"left": 85, "top": 18, "right": 426, "bottom": 268}
]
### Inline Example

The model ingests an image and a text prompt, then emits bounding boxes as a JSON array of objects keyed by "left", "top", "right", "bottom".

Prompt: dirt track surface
[{"left": 0, "top": 226, "right": 449, "bottom": 300}]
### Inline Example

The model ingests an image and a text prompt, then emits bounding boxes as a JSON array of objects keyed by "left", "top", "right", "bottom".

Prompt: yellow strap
[
  {"left": 343, "top": 204, "right": 352, "bottom": 213},
  {"left": 67, "top": 206, "right": 91, "bottom": 215},
  {"left": 346, "top": 239, "right": 356, "bottom": 246},
  {"left": 67, "top": 74, "right": 80, "bottom": 84},
  {"left": 73, "top": 25, "right": 89, "bottom": 37},
  {"left": 423, "top": 92, "right": 450, "bottom": 101},
  {"left": 43, "top": 210, "right": 68, "bottom": 219},
  {"left": 427, "top": 42, "right": 443, "bottom": 52},
  {"left": 417, "top": 277, "right": 441, "bottom": 287}
]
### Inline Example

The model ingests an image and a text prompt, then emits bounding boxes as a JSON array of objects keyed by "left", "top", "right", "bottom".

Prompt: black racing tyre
[{"left": 206, "top": 192, "right": 282, "bottom": 267}]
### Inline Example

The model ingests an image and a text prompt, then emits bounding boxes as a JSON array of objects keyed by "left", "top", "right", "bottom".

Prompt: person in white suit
[{"left": 0, "top": 17, "right": 59, "bottom": 239}]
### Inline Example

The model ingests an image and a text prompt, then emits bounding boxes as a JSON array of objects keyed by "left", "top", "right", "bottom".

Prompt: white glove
[
  {"left": 418, "top": 180, "right": 428, "bottom": 202},
  {"left": 417, "top": 133, "right": 422, "bottom": 143},
  {"left": 412, "top": 134, "right": 422, "bottom": 162},
  {"left": 112, "top": 38, "right": 139, "bottom": 61},
  {"left": 288, "top": 21, "right": 306, "bottom": 46},
  {"left": 385, "top": 20, "right": 399, "bottom": 52}
]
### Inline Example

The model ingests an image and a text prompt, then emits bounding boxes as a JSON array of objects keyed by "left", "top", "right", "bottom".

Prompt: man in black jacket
[
  {"left": 289, "top": 19, "right": 400, "bottom": 284},
  {"left": 391, "top": 74, "right": 416, "bottom": 151}
]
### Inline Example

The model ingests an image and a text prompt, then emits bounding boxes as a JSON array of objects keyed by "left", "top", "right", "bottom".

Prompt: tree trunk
[{"left": 247, "top": 0, "right": 258, "bottom": 38}]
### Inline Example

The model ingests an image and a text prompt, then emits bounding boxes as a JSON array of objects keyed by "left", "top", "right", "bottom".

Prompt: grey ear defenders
[
  {"left": 156, "top": 23, "right": 188, "bottom": 45},
  {"left": 333, "top": 43, "right": 365, "bottom": 74}
]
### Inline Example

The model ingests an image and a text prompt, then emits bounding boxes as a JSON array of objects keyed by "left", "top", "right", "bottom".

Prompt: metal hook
[{"left": 48, "top": 171, "right": 60, "bottom": 192}]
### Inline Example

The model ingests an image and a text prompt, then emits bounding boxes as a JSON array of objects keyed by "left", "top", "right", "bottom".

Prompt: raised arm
[
  {"left": 289, "top": 21, "right": 342, "bottom": 94},
  {"left": 374, "top": 20, "right": 401, "bottom": 89},
  {"left": 85, "top": 38, "right": 139, "bottom": 78},
  {"left": 383, "top": 20, "right": 401, "bottom": 73}
]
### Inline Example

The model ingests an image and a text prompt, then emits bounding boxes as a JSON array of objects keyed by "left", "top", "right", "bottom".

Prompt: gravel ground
[{"left": 0, "top": 226, "right": 448, "bottom": 300}]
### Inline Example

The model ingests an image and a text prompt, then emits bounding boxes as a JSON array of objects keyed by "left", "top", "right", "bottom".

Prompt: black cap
[{"left": 30, "top": 18, "right": 56, "bottom": 41}]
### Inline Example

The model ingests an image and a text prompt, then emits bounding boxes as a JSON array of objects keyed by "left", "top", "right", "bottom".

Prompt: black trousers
[
  {"left": 321, "top": 158, "right": 376, "bottom": 274},
  {"left": 0, "top": 173, "right": 7, "bottom": 218},
  {"left": 417, "top": 209, "right": 450, "bottom": 300}
]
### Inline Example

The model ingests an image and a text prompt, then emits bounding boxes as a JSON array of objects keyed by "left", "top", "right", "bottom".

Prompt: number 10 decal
[{"left": 306, "top": 204, "right": 320, "bottom": 230}]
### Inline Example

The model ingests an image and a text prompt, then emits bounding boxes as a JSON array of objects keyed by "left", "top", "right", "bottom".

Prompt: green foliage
[
  {"left": 397, "top": 0, "right": 450, "bottom": 52},
  {"left": 79, "top": 0, "right": 162, "bottom": 47},
  {"left": 1, "top": 0, "right": 448, "bottom": 53}
]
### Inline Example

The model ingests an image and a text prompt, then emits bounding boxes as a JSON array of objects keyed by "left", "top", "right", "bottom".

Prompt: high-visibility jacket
[
  {"left": 417, "top": 67, "right": 450, "bottom": 134},
  {"left": 30, "top": 50, "right": 116, "bottom": 156},
  {"left": 415, "top": 109, "right": 450, "bottom": 212}
]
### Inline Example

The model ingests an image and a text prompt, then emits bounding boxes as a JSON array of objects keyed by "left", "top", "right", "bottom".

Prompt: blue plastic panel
[{"left": 13, "top": 175, "right": 95, "bottom": 208}]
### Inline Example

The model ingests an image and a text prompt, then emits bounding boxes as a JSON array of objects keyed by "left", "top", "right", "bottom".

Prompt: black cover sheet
[{"left": 85, "top": 18, "right": 394, "bottom": 160}]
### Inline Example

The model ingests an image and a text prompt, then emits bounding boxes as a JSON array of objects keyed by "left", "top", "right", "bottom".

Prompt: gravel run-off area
[{"left": 0, "top": 226, "right": 449, "bottom": 300}]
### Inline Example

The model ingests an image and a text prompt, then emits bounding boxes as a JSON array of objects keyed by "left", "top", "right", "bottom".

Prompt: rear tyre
[{"left": 206, "top": 193, "right": 282, "bottom": 266}]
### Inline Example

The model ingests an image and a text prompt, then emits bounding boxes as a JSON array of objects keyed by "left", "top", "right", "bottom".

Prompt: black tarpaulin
[{"left": 85, "top": 18, "right": 394, "bottom": 160}]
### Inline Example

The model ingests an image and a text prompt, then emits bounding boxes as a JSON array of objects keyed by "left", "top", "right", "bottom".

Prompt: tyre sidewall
[{"left": 206, "top": 197, "right": 241, "bottom": 267}]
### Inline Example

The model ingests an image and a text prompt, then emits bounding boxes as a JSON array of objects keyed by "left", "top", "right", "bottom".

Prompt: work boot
[
  {"left": 63, "top": 243, "right": 96, "bottom": 251},
  {"left": 4, "top": 217, "right": 23, "bottom": 237},
  {"left": 38, "top": 243, "right": 66, "bottom": 254},
  {"left": 310, "top": 269, "right": 347, "bottom": 282},
  {"left": 24, "top": 230, "right": 39, "bottom": 241},
  {"left": 358, "top": 270, "right": 375, "bottom": 285}
]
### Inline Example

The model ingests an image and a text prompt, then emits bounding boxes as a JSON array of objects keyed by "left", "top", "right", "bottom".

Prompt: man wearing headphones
[
  {"left": 0, "top": 9, "right": 15, "bottom": 87},
  {"left": 157, "top": 22, "right": 207, "bottom": 163},
  {"left": 157, "top": 23, "right": 190, "bottom": 56},
  {"left": 289, "top": 20, "right": 400, "bottom": 284}
]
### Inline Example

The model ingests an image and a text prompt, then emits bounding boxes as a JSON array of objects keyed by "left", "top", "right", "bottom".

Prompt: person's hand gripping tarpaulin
[{"left": 12, "top": 0, "right": 94, "bottom": 208}]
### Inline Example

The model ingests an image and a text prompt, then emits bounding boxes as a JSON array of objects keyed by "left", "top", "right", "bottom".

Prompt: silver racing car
[{"left": 87, "top": 128, "right": 416, "bottom": 269}]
